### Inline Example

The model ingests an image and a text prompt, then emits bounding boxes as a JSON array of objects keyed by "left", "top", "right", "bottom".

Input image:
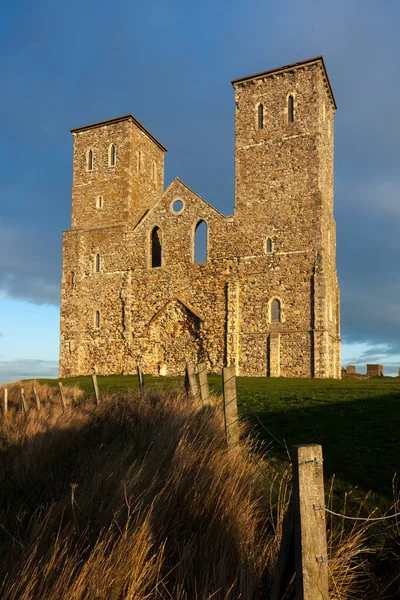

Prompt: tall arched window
[
  {"left": 151, "top": 227, "right": 162, "bottom": 268},
  {"left": 109, "top": 144, "right": 116, "bottom": 166},
  {"left": 270, "top": 299, "right": 281, "bottom": 323},
  {"left": 194, "top": 220, "right": 207, "bottom": 263},
  {"left": 95, "top": 310, "right": 101, "bottom": 328},
  {"left": 87, "top": 149, "right": 93, "bottom": 171},
  {"left": 266, "top": 237, "right": 273, "bottom": 253},
  {"left": 95, "top": 253, "right": 101, "bottom": 273},
  {"left": 71, "top": 272, "right": 75, "bottom": 288},
  {"left": 258, "top": 104, "right": 264, "bottom": 130},
  {"left": 288, "top": 95, "right": 294, "bottom": 123}
]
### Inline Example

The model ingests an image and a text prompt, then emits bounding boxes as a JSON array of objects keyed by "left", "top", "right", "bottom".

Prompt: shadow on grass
[
  {"left": 0, "top": 391, "right": 268, "bottom": 599},
  {"left": 235, "top": 386, "right": 400, "bottom": 500}
]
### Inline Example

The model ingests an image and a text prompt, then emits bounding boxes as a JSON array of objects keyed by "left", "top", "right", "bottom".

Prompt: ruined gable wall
[{"left": 61, "top": 180, "right": 236, "bottom": 377}]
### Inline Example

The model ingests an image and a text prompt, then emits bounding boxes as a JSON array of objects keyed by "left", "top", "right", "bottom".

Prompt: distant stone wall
[{"left": 367, "top": 364, "right": 384, "bottom": 377}]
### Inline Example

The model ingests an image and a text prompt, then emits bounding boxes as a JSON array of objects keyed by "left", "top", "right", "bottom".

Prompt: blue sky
[{"left": 1, "top": 0, "right": 400, "bottom": 382}]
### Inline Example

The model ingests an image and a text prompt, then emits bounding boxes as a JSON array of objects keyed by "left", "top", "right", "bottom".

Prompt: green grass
[{"left": 35, "top": 374, "right": 400, "bottom": 506}]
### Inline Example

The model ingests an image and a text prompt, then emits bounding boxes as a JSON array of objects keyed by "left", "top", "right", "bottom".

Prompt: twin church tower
[{"left": 60, "top": 56, "right": 341, "bottom": 378}]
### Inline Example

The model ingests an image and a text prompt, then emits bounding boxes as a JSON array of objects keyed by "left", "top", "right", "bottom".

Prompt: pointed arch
[
  {"left": 108, "top": 143, "right": 116, "bottom": 166},
  {"left": 193, "top": 220, "right": 208, "bottom": 263},
  {"left": 257, "top": 103, "right": 264, "bottom": 130},
  {"left": 269, "top": 298, "right": 282, "bottom": 323},
  {"left": 265, "top": 237, "right": 273, "bottom": 253},
  {"left": 151, "top": 226, "right": 162, "bottom": 268},
  {"left": 87, "top": 149, "right": 93, "bottom": 171}
]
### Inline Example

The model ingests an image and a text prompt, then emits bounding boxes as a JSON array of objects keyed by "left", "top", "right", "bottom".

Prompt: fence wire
[
  {"left": 234, "top": 378, "right": 291, "bottom": 460},
  {"left": 321, "top": 506, "right": 400, "bottom": 522}
]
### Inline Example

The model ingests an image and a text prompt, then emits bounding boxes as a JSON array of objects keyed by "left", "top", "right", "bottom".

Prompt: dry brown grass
[
  {"left": 0, "top": 379, "right": 83, "bottom": 408},
  {"left": 0, "top": 387, "right": 273, "bottom": 599},
  {"left": 0, "top": 384, "right": 378, "bottom": 599}
]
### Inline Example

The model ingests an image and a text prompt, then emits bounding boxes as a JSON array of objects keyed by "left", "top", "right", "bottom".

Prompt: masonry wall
[
  {"left": 60, "top": 59, "right": 341, "bottom": 379},
  {"left": 71, "top": 118, "right": 165, "bottom": 231}
]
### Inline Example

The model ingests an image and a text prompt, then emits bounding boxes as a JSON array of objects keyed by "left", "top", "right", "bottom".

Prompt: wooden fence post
[
  {"left": 33, "top": 387, "right": 41, "bottom": 412},
  {"left": 91, "top": 374, "right": 100, "bottom": 405},
  {"left": 137, "top": 366, "right": 144, "bottom": 391},
  {"left": 270, "top": 501, "right": 295, "bottom": 600},
  {"left": 185, "top": 361, "right": 200, "bottom": 402},
  {"left": 3, "top": 388, "right": 8, "bottom": 416},
  {"left": 198, "top": 363, "right": 210, "bottom": 403},
  {"left": 58, "top": 382, "right": 67, "bottom": 410},
  {"left": 20, "top": 388, "right": 28, "bottom": 413},
  {"left": 222, "top": 367, "right": 239, "bottom": 447},
  {"left": 292, "top": 444, "right": 329, "bottom": 600}
]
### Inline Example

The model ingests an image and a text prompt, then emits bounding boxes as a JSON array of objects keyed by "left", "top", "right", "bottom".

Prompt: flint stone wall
[{"left": 60, "top": 58, "right": 341, "bottom": 378}]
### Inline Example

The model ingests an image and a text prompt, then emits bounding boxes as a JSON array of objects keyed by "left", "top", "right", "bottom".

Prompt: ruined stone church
[{"left": 60, "top": 56, "right": 341, "bottom": 378}]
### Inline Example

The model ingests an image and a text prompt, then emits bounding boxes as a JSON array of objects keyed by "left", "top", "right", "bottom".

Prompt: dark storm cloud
[
  {"left": 0, "top": 221, "right": 60, "bottom": 305},
  {"left": 1, "top": 0, "right": 400, "bottom": 366}
]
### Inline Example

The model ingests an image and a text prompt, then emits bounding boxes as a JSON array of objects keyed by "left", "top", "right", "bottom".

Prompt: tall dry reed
[{"left": 0, "top": 384, "right": 377, "bottom": 599}]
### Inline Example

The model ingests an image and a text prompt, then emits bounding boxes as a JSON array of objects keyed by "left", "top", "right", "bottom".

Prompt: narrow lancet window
[
  {"left": 151, "top": 227, "right": 162, "bottom": 268},
  {"left": 271, "top": 299, "right": 281, "bottom": 323},
  {"left": 71, "top": 272, "right": 75, "bottom": 288},
  {"left": 138, "top": 150, "right": 143, "bottom": 172},
  {"left": 288, "top": 95, "right": 294, "bottom": 123},
  {"left": 95, "top": 253, "right": 101, "bottom": 273},
  {"left": 194, "top": 220, "right": 207, "bottom": 263},
  {"left": 266, "top": 237, "right": 273, "bottom": 253},
  {"left": 109, "top": 144, "right": 116, "bottom": 166},
  {"left": 258, "top": 104, "right": 264, "bottom": 130},
  {"left": 87, "top": 149, "right": 93, "bottom": 171},
  {"left": 95, "top": 310, "right": 101, "bottom": 328}
]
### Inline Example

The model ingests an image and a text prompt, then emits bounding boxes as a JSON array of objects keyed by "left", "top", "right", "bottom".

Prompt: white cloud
[
  {"left": 0, "top": 359, "right": 58, "bottom": 385},
  {"left": 342, "top": 341, "right": 400, "bottom": 376}
]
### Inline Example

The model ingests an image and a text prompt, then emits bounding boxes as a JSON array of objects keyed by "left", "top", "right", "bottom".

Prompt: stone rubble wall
[{"left": 60, "top": 59, "right": 341, "bottom": 378}]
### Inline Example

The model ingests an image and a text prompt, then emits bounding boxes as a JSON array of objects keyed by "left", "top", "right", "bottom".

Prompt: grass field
[
  {"left": 6, "top": 374, "right": 400, "bottom": 596},
  {"left": 35, "top": 374, "right": 400, "bottom": 505}
]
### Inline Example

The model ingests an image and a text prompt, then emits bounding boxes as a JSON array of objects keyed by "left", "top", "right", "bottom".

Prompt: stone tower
[
  {"left": 70, "top": 115, "right": 166, "bottom": 231},
  {"left": 231, "top": 56, "right": 340, "bottom": 377},
  {"left": 60, "top": 57, "right": 341, "bottom": 379}
]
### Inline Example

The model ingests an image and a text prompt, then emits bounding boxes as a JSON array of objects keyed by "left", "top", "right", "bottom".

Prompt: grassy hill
[
  {"left": 2, "top": 376, "right": 400, "bottom": 597},
  {"left": 36, "top": 375, "right": 400, "bottom": 501}
]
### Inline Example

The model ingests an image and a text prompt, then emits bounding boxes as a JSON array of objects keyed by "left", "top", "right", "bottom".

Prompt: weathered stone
[
  {"left": 366, "top": 364, "right": 383, "bottom": 377},
  {"left": 60, "top": 57, "right": 341, "bottom": 378}
]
